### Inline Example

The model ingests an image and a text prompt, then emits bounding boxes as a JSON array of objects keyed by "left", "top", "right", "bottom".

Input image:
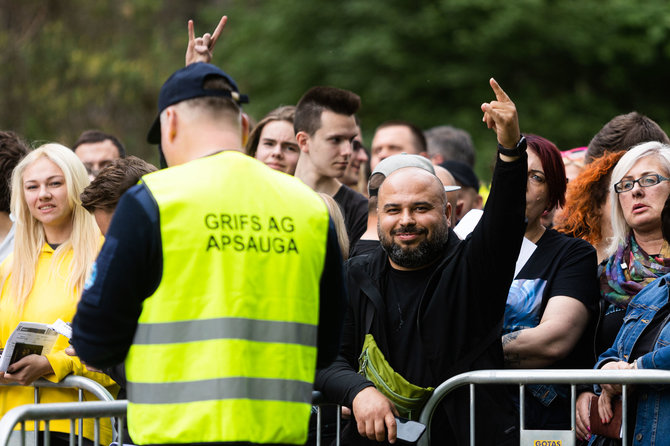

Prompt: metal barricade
[
  {"left": 418, "top": 369, "right": 670, "bottom": 446},
  {"left": 0, "top": 376, "right": 117, "bottom": 446},
  {"left": 0, "top": 401, "right": 127, "bottom": 446},
  {"left": 0, "top": 389, "right": 337, "bottom": 446},
  {"left": 15, "top": 372, "right": 668, "bottom": 446}
]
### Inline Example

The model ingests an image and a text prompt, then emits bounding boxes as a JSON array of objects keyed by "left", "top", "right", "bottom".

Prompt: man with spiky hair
[{"left": 294, "top": 86, "right": 368, "bottom": 253}]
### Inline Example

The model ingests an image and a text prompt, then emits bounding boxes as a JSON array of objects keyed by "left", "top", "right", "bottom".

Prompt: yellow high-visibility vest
[{"left": 125, "top": 151, "right": 329, "bottom": 445}]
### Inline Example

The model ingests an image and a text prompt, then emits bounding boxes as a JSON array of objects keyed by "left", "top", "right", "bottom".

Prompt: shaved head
[{"left": 379, "top": 168, "right": 447, "bottom": 212}]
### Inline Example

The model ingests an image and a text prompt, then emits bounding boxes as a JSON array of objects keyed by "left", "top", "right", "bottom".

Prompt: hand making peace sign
[{"left": 185, "top": 15, "right": 227, "bottom": 66}]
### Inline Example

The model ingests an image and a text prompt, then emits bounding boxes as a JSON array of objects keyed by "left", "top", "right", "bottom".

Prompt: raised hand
[
  {"left": 481, "top": 78, "right": 521, "bottom": 149},
  {"left": 185, "top": 15, "right": 227, "bottom": 66}
]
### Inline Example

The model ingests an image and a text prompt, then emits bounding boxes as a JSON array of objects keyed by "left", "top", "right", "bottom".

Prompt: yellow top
[{"left": 0, "top": 243, "right": 118, "bottom": 442}]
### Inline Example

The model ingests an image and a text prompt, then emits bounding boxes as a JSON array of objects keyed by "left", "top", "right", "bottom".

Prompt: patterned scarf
[{"left": 601, "top": 233, "right": 670, "bottom": 308}]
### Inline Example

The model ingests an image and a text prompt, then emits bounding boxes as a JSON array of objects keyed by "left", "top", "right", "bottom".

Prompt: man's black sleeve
[
  {"left": 315, "top": 218, "right": 348, "bottom": 369},
  {"left": 71, "top": 184, "right": 162, "bottom": 369},
  {"left": 465, "top": 153, "right": 528, "bottom": 331}
]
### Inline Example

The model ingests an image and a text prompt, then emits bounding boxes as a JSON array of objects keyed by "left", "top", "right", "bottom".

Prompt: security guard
[{"left": 72, "top": 62, "right": 347, "bottom": 445}]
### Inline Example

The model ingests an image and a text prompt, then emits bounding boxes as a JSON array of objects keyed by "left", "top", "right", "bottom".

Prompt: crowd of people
[{"left": 1, "top": 14, "right": 670, "bottom": 446}]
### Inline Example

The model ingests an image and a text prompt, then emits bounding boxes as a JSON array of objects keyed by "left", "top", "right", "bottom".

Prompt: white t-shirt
[{"left": 0, "top": 220, "right": 16, "bottom": 264}]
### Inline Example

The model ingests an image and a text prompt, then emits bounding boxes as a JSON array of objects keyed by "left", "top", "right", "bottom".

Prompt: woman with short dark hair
[{"left": 501, "top": 134, "right": 599, "bottom": 430}]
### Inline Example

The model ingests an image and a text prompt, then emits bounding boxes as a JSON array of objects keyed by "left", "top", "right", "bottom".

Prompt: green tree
[{"left": 2, "top": 0, "right": 670, "bottom": 180}]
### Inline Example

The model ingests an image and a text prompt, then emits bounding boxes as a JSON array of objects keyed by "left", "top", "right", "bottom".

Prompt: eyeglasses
[{"left": 614, "top": 173, "right": 670, "bottom": 193}]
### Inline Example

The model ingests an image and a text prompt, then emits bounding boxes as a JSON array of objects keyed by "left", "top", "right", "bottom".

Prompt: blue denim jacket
[{"left": 590, "top": 274, "right": 670, "bottom": 446}]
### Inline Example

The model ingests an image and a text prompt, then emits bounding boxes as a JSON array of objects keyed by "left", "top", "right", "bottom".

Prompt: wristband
[{"left": 497, "top": 135, "right": 527, "bottom": 157}]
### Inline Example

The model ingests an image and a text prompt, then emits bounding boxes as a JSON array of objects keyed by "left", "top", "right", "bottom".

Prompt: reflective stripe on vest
[
  {"left": 127, "top": 377, "right": 312, "bottom": 405},
  {"left": 125, "top": 152, "right": 329, "bottom": 445},
  {"left": 132, "top": 317, "right": 318, "bottom": 347}
]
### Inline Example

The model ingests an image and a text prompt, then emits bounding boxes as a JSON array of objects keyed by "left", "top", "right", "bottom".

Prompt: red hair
[
  {"left": 526, "top": 134, "right": 567, "bottom": 210},
  {"left": 555, "top": 151, "right": 625, "bottom": 245}
]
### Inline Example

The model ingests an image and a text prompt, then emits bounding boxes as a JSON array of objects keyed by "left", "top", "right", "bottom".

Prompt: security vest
[{"left": 125, "top": 151, "right": 329, "bottom": 445}]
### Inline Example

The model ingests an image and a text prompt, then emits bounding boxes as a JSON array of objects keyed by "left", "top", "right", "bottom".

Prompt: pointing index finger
[
  {"left": 490, "top": 78, "right": 510, "bottom": 103},
  {"left": 188, "top": 19, "right": 195, "bottom": 45},
  {"left": 209, "top": 15, "right": 228, "bottom": 51}
]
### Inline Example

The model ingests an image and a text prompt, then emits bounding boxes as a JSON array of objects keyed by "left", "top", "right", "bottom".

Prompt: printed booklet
[{"left": 0, "top": 319, "right": 71, "bottom": 372}]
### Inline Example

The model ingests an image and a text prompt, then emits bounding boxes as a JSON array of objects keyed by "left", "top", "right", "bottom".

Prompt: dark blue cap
[
  {"left": 147, "top": 62, "right": 249, "bottom": 144},
  {"left": 440, "top": 160, "right": 480, "bottom": 190}
]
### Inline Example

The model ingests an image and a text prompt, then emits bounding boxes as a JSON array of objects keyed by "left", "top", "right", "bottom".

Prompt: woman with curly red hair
[{"left": 556, "top": 151, "right": 625, "bottom": 262}]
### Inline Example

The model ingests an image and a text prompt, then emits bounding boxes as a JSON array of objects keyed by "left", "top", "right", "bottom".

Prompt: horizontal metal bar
[
  {"left": 0, "top": 376, "right": 115, "bottom": 403},
  {"left": 436, "top": 369, "right": 670, "bottom": 387},
  {"left": 0, "top": 401, "right": 127, "bottom": 446}
]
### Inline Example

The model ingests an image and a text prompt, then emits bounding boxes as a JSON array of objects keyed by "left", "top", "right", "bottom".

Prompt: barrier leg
[
  {"left": 69, "top": 419, "right": 75, "bottom": 446},
  {"left": 94, "top": 418, "right": 99, "bottom": 446},
  {"left": 77, "top": 390, "right": 83, "bottom": 446},
  {"left": 622, "top": 384, "right": 628, "bottom": 446},
  {"left": 469, "top": 384, "right": 475, "bottom": 446},
  {"left": 570, "top": 385, "right": 576, "bottom": 432},
  {"left": 118, "top": 417, "right": 125, "bottom": 446},
  {"left": 336, "top": 406, "right": 341, "bottom": 446},
  {"left": 316, "top": 406, "right": 321, "bottom": 446}
]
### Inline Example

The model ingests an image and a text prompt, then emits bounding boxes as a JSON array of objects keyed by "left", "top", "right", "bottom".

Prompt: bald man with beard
[{"left": 315, "top": 79, "right": 529, "bottom": 445}]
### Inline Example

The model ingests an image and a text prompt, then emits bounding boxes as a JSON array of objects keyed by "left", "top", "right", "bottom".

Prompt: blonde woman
[{"left": 0, "top": 144, "right": 116, "bottom": 445}]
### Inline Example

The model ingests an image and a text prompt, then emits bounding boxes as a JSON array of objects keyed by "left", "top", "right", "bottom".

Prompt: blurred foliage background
[{"left": 2, "top": 0, "right": 670, "bottom": 180}]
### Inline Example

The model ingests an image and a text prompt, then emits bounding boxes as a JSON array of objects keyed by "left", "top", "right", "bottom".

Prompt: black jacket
[{"left": 315, "top": 154, "right": 528, "bottom": 445}]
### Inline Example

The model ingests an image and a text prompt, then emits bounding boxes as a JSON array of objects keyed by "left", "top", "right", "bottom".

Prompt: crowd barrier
[
  {"left": 2, "top": 371, "right": 670, "bottom": 446},
  {"left": 0, "top": 376, "right": 117, "bottom": 446},
  {"left": 0, "top": 390, "right": 330, "bottom": 446},
  {"left": 418, "top": 369, "right": 670, "bottom": 446}
]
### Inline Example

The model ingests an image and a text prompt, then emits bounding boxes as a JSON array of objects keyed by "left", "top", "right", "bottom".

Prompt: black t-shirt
[
  {"left": 333, "top": 184, "right": 368, "bottom": 255},
  {"left": 596, "top": 304, "right": 626, "bottom": 358},
  {"left": 631, "top": 301, "right": 670, "bottom": 361},
  {"left": 350, "top": 239, "right": 380, "bottom": 257},
  {"left": 383, "top": 262, "right": 439, "bottom": 379},
  {"left": 504, "top": 229, "right": 599, "bottom": 368}
]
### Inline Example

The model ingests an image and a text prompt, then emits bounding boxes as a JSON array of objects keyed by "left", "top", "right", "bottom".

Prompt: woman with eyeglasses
[
  {"left": 501, "top": 134, "right": 599, "bottom": 431},
  {"left": 597, "top": 142, "right": 670, "bottom": 357},
  {"left": 575, "top": 141, "right": 670, "bottom": 441}
]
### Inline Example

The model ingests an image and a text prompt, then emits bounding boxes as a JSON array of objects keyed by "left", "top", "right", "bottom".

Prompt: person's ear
[
  {"left": 455, "top": 200, "right": 465, "bottom": 221},
  {"left": 474, "top": 194, "right": 484, "bottom": 210},
  {"left": 445, "top": 202, "right": 452, "bottom": 227},
  {"left": 162, "top": 107, "right": 179, "bottom": 144},
  {"left": 296, "top": 131, "right": 310, "bottom": 154},
  {"left": 431, "top": 153, "right": 444, "bottom": 165}
]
